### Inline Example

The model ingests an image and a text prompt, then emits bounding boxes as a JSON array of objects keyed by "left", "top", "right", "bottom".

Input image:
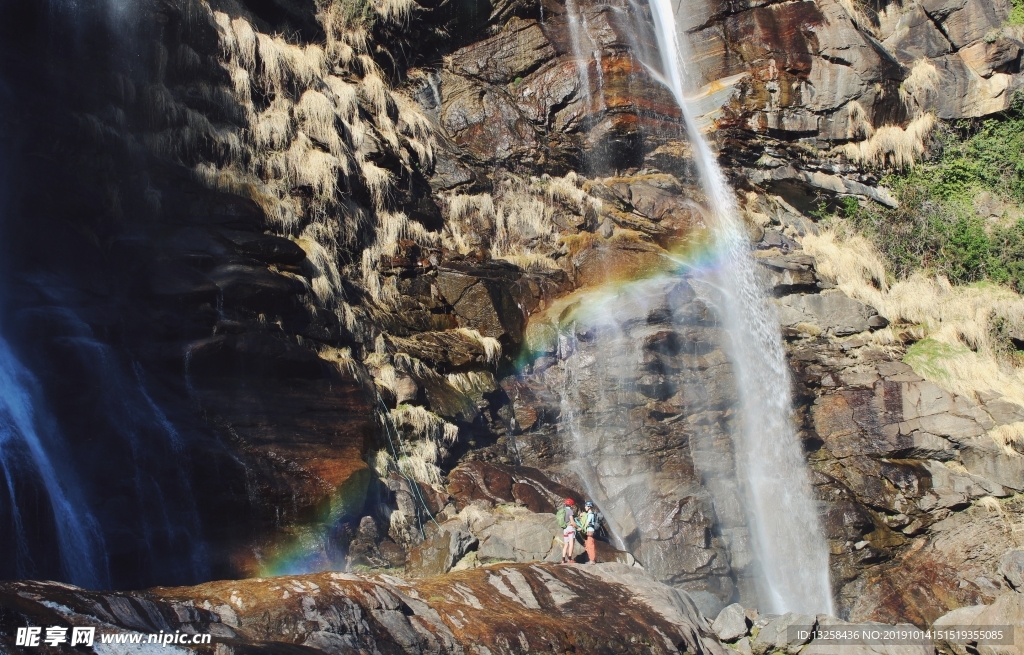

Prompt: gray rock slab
[{"left": 775, "top": 292, "right": 881, "bottom": 337}]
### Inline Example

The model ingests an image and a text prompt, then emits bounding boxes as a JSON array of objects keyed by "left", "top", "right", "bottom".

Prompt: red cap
[{"left": 565, "top": 498, "right": 575, "bottom": 506}]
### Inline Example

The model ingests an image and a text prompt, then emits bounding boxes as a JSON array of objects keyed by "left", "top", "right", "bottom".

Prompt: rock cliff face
[{"left": 0, "top": 0, "right": 1023, "bottom": 636}]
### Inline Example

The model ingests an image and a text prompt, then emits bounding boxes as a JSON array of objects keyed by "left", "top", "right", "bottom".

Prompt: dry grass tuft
[
  {"left": 839, "top": 114, "right": 936, "bottom": 169},
  {"left": 397, "top": 439, "right": 442, "bottom": 486},
  {"left": 255, "top": 33, "right": 284, "bottom": 90},
  {"left": 294, "top": 220, "right": 345, "bottom": 306},
  {"left": 375, "top": 0, "right": 418, "bottom": 24},
  {"left": 285, "top": 132, "right": 340, "bottom": 198},
  {"left": 901, "top": 59, "right": 940, "bottom": 110},
  {"left": 360, "top": 159, "right": 393, "bottom": 210},
  {"left": 802, "top": 230, "right": 889, "bottom": 297},
  {"left": 372, "top": 449, "right": 395, "bottom": 478},
  {"left": 440, "top": 174, "right": 603, "bottom": 270},
  {"left": 803, "top": 227, "right": 1024, "bottom": 414},
  {"left": 318, "top": 345, "right": 358, "bottom": 376},
  {"left": 845, "top": 100, "right": 875, "bottom": 141},
  {"left": 360, "top": 71, "right": 394, "bottom": 118},
  {"left": 252, "top": 97, "right": 294, "bottom": 150},
  {"left": 387, "top": 404, "right": 459, "bottom": 485},
  {"left": 296, "top": 90, "right": 346, "bottom": 157},
  {"left": 231, "top": 17, "right": 257, "bottom": 69},
  {"left": 990, "top": 422, "right": 1024, "bottom": 456},
  {"left": 446, "top": 371, "right": 497, "bottom": 397},
  {"left": 324, "top": 76, "right": 360, "bottom": 123},
  {"left": 492, "top": 180, "right": 555, "bottom": 263},
  {"left": 837, "top": 0, "right": 877, "bottom": 35},
  {"left": 455, "top": 327, "right": 502, "bottom": 364}
]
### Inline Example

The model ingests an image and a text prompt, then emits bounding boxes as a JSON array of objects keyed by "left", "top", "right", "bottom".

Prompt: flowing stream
[{"left": 645, "top": 0, "right": 834, "bottom": 614}]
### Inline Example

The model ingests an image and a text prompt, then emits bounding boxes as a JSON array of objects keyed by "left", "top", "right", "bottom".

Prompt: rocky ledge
[
  {"left": 0, "top": 562, "right": 727, "bottom": 654},
  {"left": 5, "top": 558, "right": 1020, "bottom": 654}
]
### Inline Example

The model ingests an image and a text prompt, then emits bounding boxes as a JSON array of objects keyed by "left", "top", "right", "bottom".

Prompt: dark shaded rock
[
  {"left": 434, "top": 262, "right": 544, "bottom": 342},
  {"left": 220, "top": 230, "right": 307, "bottom": 265},
  {"left": 207, "top": 264, "right": 307, "bottom": 315},
  {"left": 149, "top": 260, "right": 220, "bottom": 304}
]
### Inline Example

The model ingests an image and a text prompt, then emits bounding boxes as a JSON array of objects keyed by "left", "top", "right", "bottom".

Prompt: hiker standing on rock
[
  {"left": 581, "top": 501, "right": 598, "bottom": 565},
  {"left": 557, "top": 498, "right": 577, "bottom": 564}
]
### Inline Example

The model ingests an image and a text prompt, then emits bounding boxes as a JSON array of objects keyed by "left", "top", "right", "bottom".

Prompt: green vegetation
[
  {"left": 1010, "top": 0, "right": 1024, "bottom": 26},
  {"left": 825, "top": 94, "right": 1024, "bottom": 291},
  {"left": 903, "top": 339, "right": 970, "bottom": 383}
]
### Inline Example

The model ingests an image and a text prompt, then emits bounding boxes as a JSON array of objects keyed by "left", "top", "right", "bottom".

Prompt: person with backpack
[
  {"left": 580, "top": 501, "right": 599, "bottom": 564},
  {"left": 556, "top": 498, "right": 577, "bottom": 564}
]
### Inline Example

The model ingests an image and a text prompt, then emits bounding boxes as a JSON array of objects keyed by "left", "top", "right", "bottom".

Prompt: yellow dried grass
[
  {"left": 839, "top": 114, "right": 936, "bottom": 169},
  {"left": 455, "top": 327, "right": 502, "bottom": 364},
  {"left": 802, "top": 228, "right": 1024, "bottom": 410}
]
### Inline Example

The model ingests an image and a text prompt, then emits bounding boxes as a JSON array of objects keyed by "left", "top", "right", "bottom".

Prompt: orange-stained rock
[
  {"left": 0, "top": 564, "right": 730, "bottom": 655},
  {"left": 569, "top": 236, "right": 670, "bottom": 288}
]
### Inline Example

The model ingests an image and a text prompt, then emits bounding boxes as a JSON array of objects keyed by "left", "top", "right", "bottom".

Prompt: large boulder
[
  {"left": 407, "top": 521, "right": 479, "bottom": 576},
  {"left": 476, "top": 509, "right": 564, "bottom": 563},
  {"left": 712, "top": 603, "right": 751, "bottom": 642}
]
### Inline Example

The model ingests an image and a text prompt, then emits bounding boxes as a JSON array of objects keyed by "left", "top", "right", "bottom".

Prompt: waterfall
[
  {"left": 0, "top": 333, "right": 107, "bottom": 587},
  {"left": 564, "top": 0, "right": 605, "bottom": 114},
  {"left": 646, "top": 0, "right": 834, "bottom": 614}
]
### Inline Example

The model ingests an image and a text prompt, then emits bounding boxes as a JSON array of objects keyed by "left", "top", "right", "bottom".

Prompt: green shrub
[
  {"left": 1010, "top": 0, "right": 1024, "bottom": 26},
  {"left": 827, "top": 95, "right": 1024, "bottom": 291}
]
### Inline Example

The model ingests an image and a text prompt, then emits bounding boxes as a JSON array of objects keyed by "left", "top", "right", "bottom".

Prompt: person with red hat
[{"left": 557, "top": 498, "right": 577, "bottom": 564}]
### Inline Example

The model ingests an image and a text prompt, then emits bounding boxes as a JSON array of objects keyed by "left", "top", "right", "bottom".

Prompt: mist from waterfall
[{"left": 645, "top": 0, "right": 834, "bottom": 614}]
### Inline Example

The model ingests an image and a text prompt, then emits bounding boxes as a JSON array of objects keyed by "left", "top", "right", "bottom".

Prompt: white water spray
[
  {"left": 0, "top": 333, "right": 106, "bottom": 587},
  {"left": 647, "top": 0, "right": 834, "bottom": 614}
]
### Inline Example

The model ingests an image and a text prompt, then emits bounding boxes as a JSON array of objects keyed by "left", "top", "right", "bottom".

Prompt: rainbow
[{"left": 244, "top": 223, "right": 738, "bottom": 578}]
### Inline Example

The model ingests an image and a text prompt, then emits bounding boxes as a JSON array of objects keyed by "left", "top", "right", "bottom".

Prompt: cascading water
[
  {"left": 0, "top": 94, "right": 107, "bottom": 585},
  {"left": 564, "top": 0, "right": 606, "bottom": 114},
  {"left": 645, "top": 0, "right": 834, "bottom": 614},
  {"left": 0, "top": 331, "right": 107, "bottom": 587}
]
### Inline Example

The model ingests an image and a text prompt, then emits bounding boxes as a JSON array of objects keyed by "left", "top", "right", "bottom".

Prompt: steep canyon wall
[{"left": 0, "top": 0, "right": 1022, "bottom": 632}]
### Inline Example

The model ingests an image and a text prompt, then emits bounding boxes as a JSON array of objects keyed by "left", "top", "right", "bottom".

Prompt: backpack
[
  {"left": 592, "top": 511, "right": 608, "bottom": 538},
  {"left": 556, "top": 506, "right": 569, "bottom": 529}
]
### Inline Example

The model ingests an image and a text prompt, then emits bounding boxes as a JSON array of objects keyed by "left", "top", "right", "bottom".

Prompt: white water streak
[
  {"left": 0, "top": 334, "right": 106, "bottom": 586},
  {"left": 648, "top": 0, "right": 834, "bottom": 614}
]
